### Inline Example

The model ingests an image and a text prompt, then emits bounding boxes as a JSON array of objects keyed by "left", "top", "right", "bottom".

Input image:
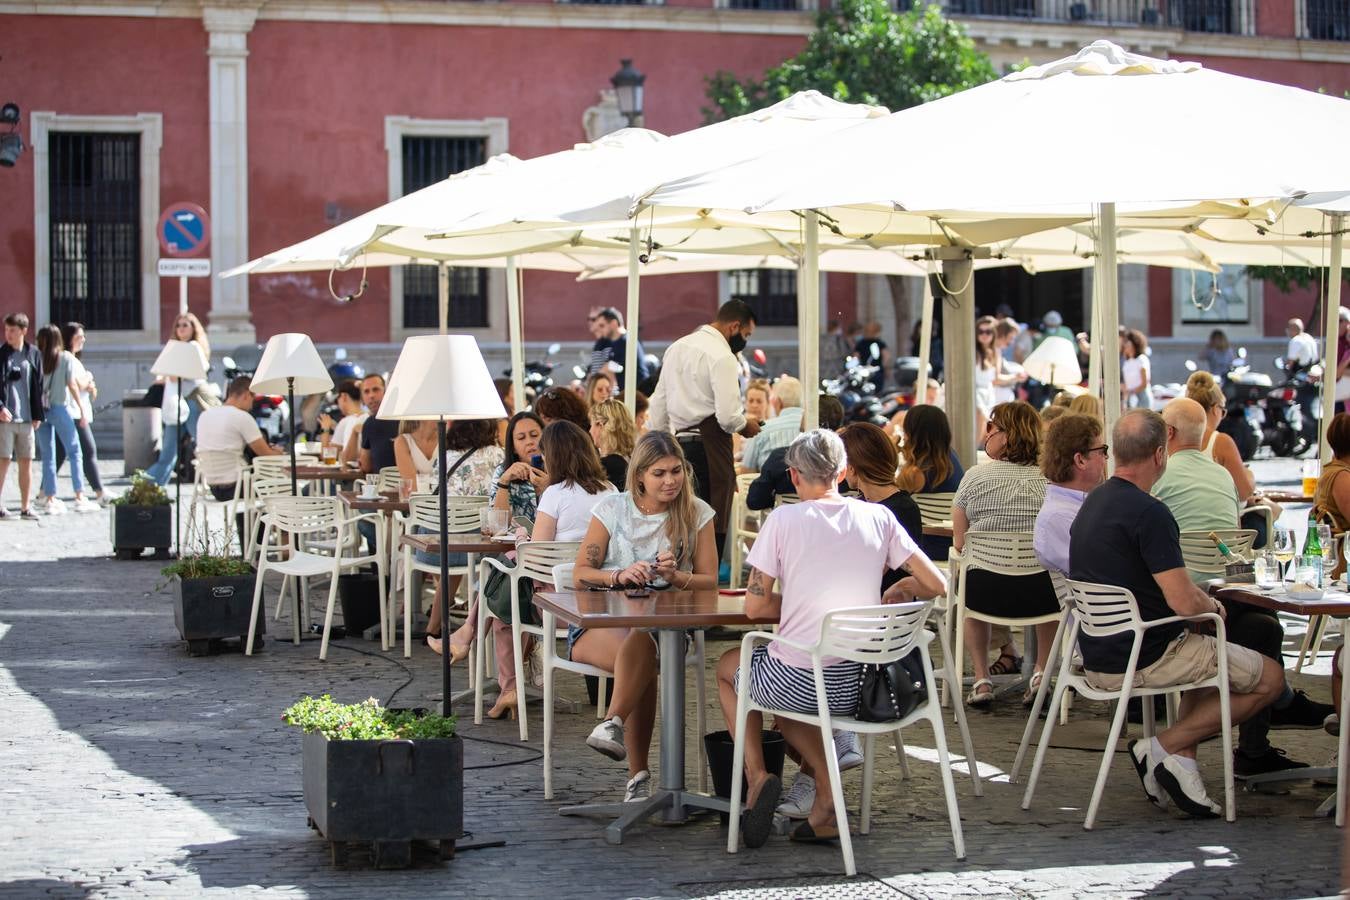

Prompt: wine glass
[{"left": 1272, "top": 526, "right": 1296, "bottom": 584}]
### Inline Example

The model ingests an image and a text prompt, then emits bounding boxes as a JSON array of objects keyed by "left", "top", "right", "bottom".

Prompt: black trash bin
[
  {"left": 704, "top": 729, "right": 787, "bottom": 824},
  {"left": 339, "top": 572, "right": 382, "bottom": 637}
]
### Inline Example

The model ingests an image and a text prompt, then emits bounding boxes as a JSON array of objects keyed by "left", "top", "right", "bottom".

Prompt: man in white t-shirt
[
  {"left": 1286, "top": 318, "right": 1319, "bottom": 373},
  {"left": 196, "top": 376, "right": 282, "bottom": 497},
  {"left": 318, "top": 379, "right": 367, "bottom": 455}
]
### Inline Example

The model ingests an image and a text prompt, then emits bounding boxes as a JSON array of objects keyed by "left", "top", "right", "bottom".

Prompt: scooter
[
  {"left": 221, "top": 345, "right": 290, "bottom": 444},
  {"left": 298, "top": 347, "right": 365, "bottom": 437},
  {"left": 511, "top": 342, "right": 562, "bottom": 395},
  {"left": 1217, "top": 351, "right": 1267, "bottom": 462},
  {"left": 822, "top": 358, "right": 888, "bottom": 426}
]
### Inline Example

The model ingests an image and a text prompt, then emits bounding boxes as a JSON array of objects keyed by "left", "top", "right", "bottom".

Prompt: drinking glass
[
  {"left": 487, "top": 509, "right": 509, "bottom": 536},
  {"left": 1272, "top": 526, "right": 1296, "bottom": 583},
  {"left": 479, "top": 508, "right": 493, "bottom": 535},
  {"left": 399, "top": 477, "right": 417, "bottom": 501},
  {"left": 1319, "top": 523, "right": 1335, "bottom": 569},
  {"left": 322, "top": 443, "right": 338, "bottom": 465}
]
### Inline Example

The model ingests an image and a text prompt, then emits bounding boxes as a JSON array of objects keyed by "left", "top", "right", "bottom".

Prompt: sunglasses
[
  {"left": 985, "top": 421, "right": 1003, "bottom": 434},
  {"left": 977, "top": 329, "right": 994, "bottom": 336}
]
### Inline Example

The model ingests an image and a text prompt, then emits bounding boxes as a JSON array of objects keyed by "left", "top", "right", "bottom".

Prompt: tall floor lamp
[
  {"left": 150, "top": 341, "right": 207, "bottom": 559},
  {"left": 250, "top": 333, "right": 333, "bottom": 497},
  {"left": 1023, "top": 335, "right": 1083, "bottom": 397},
  {"left": 381, "top": 335, "right": 506, "bottom": 717}
]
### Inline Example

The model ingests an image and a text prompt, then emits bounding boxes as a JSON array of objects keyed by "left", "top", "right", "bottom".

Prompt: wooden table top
[
  {"left": 1211, "top": 583, "right": 1350, "bottom": 617},
  {"left": 534, "top": 588, "right": 779, "bottom": 630},
  {"left": 923, "top": 521, "right": 954, "bottom": 538},
  {"left": 338, "top": 489, "right": 408, "bottom": 513},
  {"left": 1258, "top": 489, "right": 1314, "bottom": 504},
  {"left": 399, "top": 532, "right": 514, "bottom": 554},
  {"left": 290, "top": 464, "right": 364, "bottom": 481}
]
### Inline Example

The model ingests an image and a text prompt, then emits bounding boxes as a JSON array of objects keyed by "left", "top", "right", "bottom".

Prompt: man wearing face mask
[{"left": 649, "top": 300, "right": 760, "bottom": 562}]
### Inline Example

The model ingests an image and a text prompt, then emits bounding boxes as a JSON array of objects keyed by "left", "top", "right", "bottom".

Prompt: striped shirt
[{"left": 953, "top": 460, "right": 1046, "bottom": 535}]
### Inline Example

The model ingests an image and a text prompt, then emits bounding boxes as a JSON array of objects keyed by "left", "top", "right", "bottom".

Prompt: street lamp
[{"left": 610, "top": 59, "right": 646, "bottom": 127}]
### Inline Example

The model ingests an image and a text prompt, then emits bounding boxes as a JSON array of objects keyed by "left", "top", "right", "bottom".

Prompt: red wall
[
  {"left": 243, "top": 19, "right": 806, "bottom": 343},
  {"left": 0, "top": 15, "right": 214, "bottom": 334}
]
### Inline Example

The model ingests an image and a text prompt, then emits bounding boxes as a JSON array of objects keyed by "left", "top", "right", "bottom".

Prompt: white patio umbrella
[{"left": 643, "top": 41, "right": 1350, "bottom": 465}]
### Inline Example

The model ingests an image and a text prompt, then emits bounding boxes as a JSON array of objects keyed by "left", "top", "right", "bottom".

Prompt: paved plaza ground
[{"left": 0, "top": 458, "right": 1344, "bottom": 898}]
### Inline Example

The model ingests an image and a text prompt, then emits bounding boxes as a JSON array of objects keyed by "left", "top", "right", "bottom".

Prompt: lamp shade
[
  {"left": 380, "top": 335, "right": 507, "bottom": 421},
  {"left": 150, "top": 340, "right": 208, "bottom": 381},
  {"left": 1022, "top": 335, "right": 1082, "bottom": 386},
  {"left": 250, "top": 333, "right": 333, "bottom": 395}
]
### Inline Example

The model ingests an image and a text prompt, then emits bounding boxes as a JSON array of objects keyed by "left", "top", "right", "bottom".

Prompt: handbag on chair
[
  {"left": 482, "top": 567, "right": 535, "bottom": 625},
  {"left": 855, "top": 648, "right": 926, "bottom": 722}
]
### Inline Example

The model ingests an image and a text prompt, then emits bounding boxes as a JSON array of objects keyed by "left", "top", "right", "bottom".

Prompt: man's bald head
[
  {"left": 1113, "top": 409, "right": 1167, "bottom": 467},
  {"left": 1162, "top": 397, "right": 1207, "bottom": 448}
]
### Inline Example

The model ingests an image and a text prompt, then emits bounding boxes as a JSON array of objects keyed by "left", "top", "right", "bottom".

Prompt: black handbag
[{"left": 855, "top": 648, "right": 927, "bottom": 722}]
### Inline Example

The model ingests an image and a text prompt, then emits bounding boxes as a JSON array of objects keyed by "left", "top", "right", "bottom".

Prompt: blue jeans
[
  {"left": 146, "top": 423, "right": 181, "bottom": 485},
  {"left": 38, "top": 405, "right": 83, "bottom": 496}
]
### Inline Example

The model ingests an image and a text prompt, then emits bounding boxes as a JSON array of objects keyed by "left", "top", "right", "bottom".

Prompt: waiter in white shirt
[{"left": 648, "top": 300, "right": 761, "bottom": 561}]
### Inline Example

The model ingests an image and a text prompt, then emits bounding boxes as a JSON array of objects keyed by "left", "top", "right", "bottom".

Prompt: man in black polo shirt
[
  {"left": 1069, "top": 409, "right": 1282, "bottom": 818},
  {"left": 355, "top": 373, "right": 398, "bottom": 474}
]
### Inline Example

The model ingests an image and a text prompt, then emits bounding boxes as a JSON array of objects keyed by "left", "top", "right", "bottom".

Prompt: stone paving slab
[{"left": 0, "top": 460, "right": 1343, "bottom": 898}]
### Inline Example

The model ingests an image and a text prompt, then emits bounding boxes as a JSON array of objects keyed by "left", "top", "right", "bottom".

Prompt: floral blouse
[
  {"left": 432, "top": 444, "right": 505, "bottom": 499},
  {"left": 488, "top": 462, "right": 539, "bottom": 520}
]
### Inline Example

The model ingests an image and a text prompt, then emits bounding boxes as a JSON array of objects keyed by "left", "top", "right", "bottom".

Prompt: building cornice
[{"left": 4, "top": 0, "right": 1350, "bottom": 62}]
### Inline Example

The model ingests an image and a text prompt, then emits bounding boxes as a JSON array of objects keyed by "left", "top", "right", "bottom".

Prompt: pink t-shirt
[{"left": 746, "top": 496, "right": 917, "bottom": 668}]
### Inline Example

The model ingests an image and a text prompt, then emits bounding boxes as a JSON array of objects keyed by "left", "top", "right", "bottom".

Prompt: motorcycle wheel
[
  {"left": 1268, "top": 427, "right": 1295, "bottom": 458},
  {"left": 1218, "top": 417, "right": 1259, "bottom": 461}
]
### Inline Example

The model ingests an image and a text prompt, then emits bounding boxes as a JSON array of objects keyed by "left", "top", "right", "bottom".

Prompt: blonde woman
[
  {"left": 1067, "top": 394, "right": 1104, "bottom": 420},
  {"left": 589, "top": 397, "right": 637, "bottom": 488},
  {"left": 145, "top": 312, "right": 211, "bottom": 486},
  {"left": 394, "top": 419, "right": 437, "bottom": 482},
  {"left": 1185, "top": 371, "right": 1255, "bottom": 503},
  {"left": 584, "top": 370, "right": 616, "bottom": 410},
  {"left": 736, "top": 379, "right": 772, "bottom": 461},
  {"left": 571, "top": 431, "right": 718, "bottom": 803}
]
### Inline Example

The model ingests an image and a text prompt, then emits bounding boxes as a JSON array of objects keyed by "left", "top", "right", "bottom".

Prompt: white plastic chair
[
  {"left": 727, "top": 602, "right": 977, "bottom": 875},
  {"left": 376, "top": 466, "right": 403, "bottom": 493},
  {"left": 728, "top": 473, "right": 762, "bottom": 590},
  {"left": 913, "top": 491, "right": 955, "bottom": 527},
  {"left": 1336, "top": 642, "right": 1349, "bottom": 827},
  {"left": 245, "top": 495, "right": 388, "bottom": 660},
  {"left": 948, "top": 531, "right": 1059, "bottom": 709},
  {"left": 541, "top": 563, "right": 618, "bottom": 799},
  {"left": 1178, "top": 529, "right": 1257, "bottom": 581},
  {"left": 774, "top": 493, "right": 801, "bottom": 507},
  {"left": 477, "top": 540, "right": 581, "bottom": 740},
  {"left": 187, "top": 449, "right": 246, "bottom": 554},
  {"left": 1019, "top": 578, "right": 1235, "bottom": 829},
  {"left": 393, "top": 494, "right": 488, "bottom": 658}
]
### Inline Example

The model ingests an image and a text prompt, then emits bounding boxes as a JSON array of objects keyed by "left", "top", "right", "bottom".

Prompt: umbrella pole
[
  {"left": 800, "top": 212, "right": 821, "bottom": 429},
  {"left": 438, "top": 417, "right": 451, "bottom": 719},
  {"left": 1099, "top": 203, "right": 1122, "bottom": 471},
  {"left": 1322, "top": 213, "right": 1344, "bottom": 465},
  {"left": 1088, "top": 258, "right": 1102, "bottom": 401},
  {"left": 287, "top": 377, "right": 298, "bottom": 498},
  {"left": 438, "top": 262, "right": 449, "bottom": 335},
  {"left": 175, "top": 378, "right": 183, "bottom": 559},
  {"left": 507, "top": 256, "right": 526, "bottom": 413},
  {"left": 917, "top": 262, "right": 934, "bottom": 403},
  {"left": 942, "top": 256, "right": 977, "bottom": 469},
  {"left": 624, "top": 226, "right": 640, "bottom": 415}
]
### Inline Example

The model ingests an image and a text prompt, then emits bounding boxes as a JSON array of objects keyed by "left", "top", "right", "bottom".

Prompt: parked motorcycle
[
  {"left": 822, "top": 358, "right": 889, "bottom": 426},
  {"left": 221, "top": 345, "right": 290, "bottom": 444},
  {"left": 298, "top": 347, "right": 365, "bottom": 437},
  {"left": 511, "top": 342, "right": 562, "bottom": 395}
]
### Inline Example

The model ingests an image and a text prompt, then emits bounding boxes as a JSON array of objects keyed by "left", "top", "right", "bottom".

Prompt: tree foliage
[
  {"left": 702, "top": 0, "right": 997, "bottom": 123},
  {"left": 1245, "top": 264, "right": 1348, "bottom": 294}
]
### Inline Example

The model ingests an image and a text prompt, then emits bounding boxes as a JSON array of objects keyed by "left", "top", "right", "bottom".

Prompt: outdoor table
[
  {"left": 1258, "top": 489, "right": 1313, "bottom": 505},
  {"left": 337, "top": 489, "right": 409, "bottom": 514},
  {"left": 923, "top": 521, "right": 954, "bottom": 539},
  {"left": 532, "top": 588, "right": 778, "bottom": 845},
  {"left": 1210, "top": 581, "right": 1348, "bottom": 812},
  {"left": 284, "top": 463, "right": 364, "bottom": 497}
]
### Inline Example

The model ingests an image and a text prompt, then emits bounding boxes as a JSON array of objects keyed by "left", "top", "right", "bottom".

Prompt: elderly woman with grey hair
[{"left": 715, "top": 429, "right": 947, "bottom": 848}]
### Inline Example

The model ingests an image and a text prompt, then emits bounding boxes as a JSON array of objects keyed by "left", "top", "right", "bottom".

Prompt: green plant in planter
[
  {"left": 111, "top": 471, "right": 171, "bottom": 507},
  {"left": 283, "top": 695, "right": 457, "bottom": 740},
  {"left": 161, "top": 556, "right": 254, "bottom": 580}
]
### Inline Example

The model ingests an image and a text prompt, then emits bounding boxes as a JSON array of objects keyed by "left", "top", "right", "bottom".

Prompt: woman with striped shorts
[{"left": 715, "top": 429, "right": 947, "bottom": 848}]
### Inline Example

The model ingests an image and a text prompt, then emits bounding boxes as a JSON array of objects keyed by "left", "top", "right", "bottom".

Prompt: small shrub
[
  {"left": 111, "top": 472, "right": 170, "bottom": 507},
  {"left": 282, "top": 695, "right": 457, "bottom": 741},
  {"left": 161, "top": 556, "right": 254, "bottom": 580}
]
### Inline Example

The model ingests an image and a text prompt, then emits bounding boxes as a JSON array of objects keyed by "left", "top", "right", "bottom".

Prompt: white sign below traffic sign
[{"left": 158, "top": 258, "right": 212, "bottom": 278}]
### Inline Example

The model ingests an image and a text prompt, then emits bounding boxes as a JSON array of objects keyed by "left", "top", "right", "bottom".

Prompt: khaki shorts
[
  {"left": 0, "top": 421, "right": 34, "bottom": 460},
  {"left": 1085, "top": 630, "right": 1265, "bottom": 695}
]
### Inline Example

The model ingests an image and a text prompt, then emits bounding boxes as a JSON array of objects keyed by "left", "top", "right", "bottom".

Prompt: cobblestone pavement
[{"left": 0, "top": 460, "right": 1342, "bottom": 898}]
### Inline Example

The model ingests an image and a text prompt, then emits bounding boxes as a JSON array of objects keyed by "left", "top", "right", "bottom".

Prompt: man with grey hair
[
  {"left": 1153, "top": 398, "right": 1239, "bottom": 541},
  {"left": 740, "top": 375, "right": 803, "bottom": 473},
  {"left": 1069, "top": 409, "right": 1283, "bottom": 817}
]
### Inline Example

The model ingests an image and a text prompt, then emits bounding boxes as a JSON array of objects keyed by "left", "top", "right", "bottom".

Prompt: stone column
[{"left": 203, "top": 1, "right": 259, "bottom": 345}]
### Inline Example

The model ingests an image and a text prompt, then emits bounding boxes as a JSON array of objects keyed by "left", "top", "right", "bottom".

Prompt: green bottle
[{"left": 1305, "top": 512, "right": 1323, "bottom": 558}]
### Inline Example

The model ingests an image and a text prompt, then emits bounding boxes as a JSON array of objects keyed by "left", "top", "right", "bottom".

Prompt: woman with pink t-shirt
[{"left": 715, "top": 429, "right": 946, "bottom": 848}]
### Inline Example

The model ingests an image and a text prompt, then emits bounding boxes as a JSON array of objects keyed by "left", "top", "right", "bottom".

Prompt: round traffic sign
[{"left": 158, "top": 202, "right": 211, "bottom": 257}]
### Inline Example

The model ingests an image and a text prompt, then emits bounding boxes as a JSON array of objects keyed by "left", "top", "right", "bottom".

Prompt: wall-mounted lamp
[{"left": 610, "top": 59, "right": 646, "bottom": 127}]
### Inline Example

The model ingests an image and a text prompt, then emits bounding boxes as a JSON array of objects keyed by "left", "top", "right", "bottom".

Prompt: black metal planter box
[
  {"left": 303, "top": 729, "right": 464, "bottom": 868},
  {"left": 111, "top": 505, "right": 172, "bottom": 559},
  {"left": 171, "top": 573, "right": 264, "bottom": 656}
]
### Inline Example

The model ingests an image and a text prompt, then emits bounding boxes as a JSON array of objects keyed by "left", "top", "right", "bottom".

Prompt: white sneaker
[
  {"left": 623, "top": 769, "right": 651, "bottom": 803},
  {"left": 1127, "top": 739, "right": 1167, "bottom": 809},
  {"left": 1153, "top": 756, "right": 1221, "bottom": 818},
  {"left": 72, "top": 497, "right": 99, "bottom": 513},
  {"left": 776, "top": 772, "right": 816, "bottom": 819},
  {"left": 38, "top": 496, "right": 65, "bottom": 515},
  {"left": 586, "top": 716, "right": 626, "bottom": 761},
  {"left": 96, "top": 492, "right": 115, "bottom": 508},
  {"left": 834, "top": 730, "right": 863, "bottom": 772}
]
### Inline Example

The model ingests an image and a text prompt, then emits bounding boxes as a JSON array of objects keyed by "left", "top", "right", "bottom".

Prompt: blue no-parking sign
[{"left": 158, "top": 203, "right": 211, "bottom": 257}]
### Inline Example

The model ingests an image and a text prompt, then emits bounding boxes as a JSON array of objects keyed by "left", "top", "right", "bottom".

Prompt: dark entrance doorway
[{"left": 973, "top": 268, "right": 1085, "bottom": 334}]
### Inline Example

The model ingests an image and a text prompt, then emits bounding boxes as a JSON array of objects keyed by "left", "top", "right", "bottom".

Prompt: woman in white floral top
[{"left": 417, "top": 419, "right": 504, "bottom": 644}]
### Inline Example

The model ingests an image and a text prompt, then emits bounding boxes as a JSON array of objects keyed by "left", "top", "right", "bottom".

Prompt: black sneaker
[
  {"left": 1233, "top": 746, "right": 1310, "bottom": 779},
  {"left": 1270, "top": 689, "right": 1335, "bottom": 730}
]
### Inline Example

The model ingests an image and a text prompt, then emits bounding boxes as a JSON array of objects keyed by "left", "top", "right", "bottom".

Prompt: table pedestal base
[
  {"left": 1243, "top": 766, "right": 1338, "bottom": 817},
  {"left": 559, "top": 790, "right": 729, "bottom": 845}
]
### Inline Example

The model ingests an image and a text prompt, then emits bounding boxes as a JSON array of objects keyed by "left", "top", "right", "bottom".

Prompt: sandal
[
  {"left": 989, "top": 652, "right": 1023, "bottom": 677},
  {"left": 967, "top": 678, "right": 994, "bottom": 707},
  {"left": 790, "top": 820, "right": 840, "bottom": 844},
  {"left": 1022, "top": 671, "right": 1044, "bottom": 708}
]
